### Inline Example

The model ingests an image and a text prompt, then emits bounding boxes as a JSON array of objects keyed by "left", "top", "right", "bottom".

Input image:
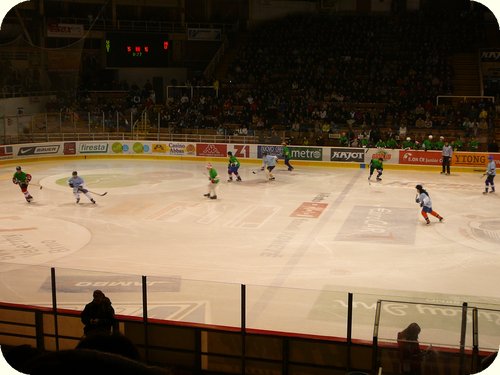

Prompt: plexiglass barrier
[{"left": 1, "top": 262, "right": 500, "bottom": 351}]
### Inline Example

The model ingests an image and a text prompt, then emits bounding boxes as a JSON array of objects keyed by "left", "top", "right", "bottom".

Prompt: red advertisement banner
[
  {"left": 196, "top": 143, "right": 227, "bottom": 157},
  {"left": 399, "top": 150, "right": 442, "bottom": 166}
]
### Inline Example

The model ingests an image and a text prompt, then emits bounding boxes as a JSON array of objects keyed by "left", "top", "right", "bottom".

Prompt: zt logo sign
[{"left": 233, "top": 145, "right": 249, "bottom": 158}]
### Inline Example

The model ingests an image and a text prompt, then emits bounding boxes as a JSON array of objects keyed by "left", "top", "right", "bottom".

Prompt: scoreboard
[{"left": 105, "top": 32, "right": 171, "bottom": 67}]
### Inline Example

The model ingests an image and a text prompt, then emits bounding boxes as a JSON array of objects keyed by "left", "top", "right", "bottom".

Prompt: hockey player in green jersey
[
  {"left": 282, "top": 142, "right": 294, "bottom": 171},
  {"left": 204, "top": 163, "right": 220, "bottom": 199},
  {"left": 227, "top": 151, "right": 242, "bottom": 182},
  {"left": 12, "top": 166, "right": 33, "bottom": 202},
  {"left": 368, "top": 157, "right": 384, "bottom": 181}
]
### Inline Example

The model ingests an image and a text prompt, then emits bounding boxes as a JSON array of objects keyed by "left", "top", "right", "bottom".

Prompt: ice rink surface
[{"left": 1, "top": 158, "right": 500, "bottom": 345}]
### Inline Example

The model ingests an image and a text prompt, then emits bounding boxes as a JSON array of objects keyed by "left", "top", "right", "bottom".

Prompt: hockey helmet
[
  {"left": 488, "top": 155, "right": 494, "bottom": 160},
  {"left": 72, "top": 171, "right": 78, "bottom": 176},
  {"left": 415, "top": 184, "right": 423, "bottom": 190},
  {"left": 16, "top": 166, "right": 21, "bottom": 171}
]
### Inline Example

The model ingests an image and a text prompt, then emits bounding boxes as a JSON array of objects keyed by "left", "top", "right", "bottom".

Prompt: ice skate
[
  {"left": 227, "top": 177, "right": 233, "bottom": 182},
  {"left": 425, "top": 219, "right": 431, "bottom": 225},
  {"left": 236, "top": 176, "right": 242, "bottom": 181},
  {"left": 210, "top": 195, "right": 217, "bottom": 200},
  {"left": 76, "top": 198, "right": 80, "bottom": 204},
  {"left": 439, "top": 217, "right": 444, "bottom": 222},
  {"left": 203, "top": 193, "right": 210, "bottom": 197},
  {"left": 91, "top": 199, "right": 96, "bottom": 204},
  {"left": 376, "top": 177, "right": 382, "bottom": 181}
]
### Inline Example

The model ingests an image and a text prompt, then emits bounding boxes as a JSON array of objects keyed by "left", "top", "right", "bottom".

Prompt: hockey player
[
  {"left": 204, "top": 163, "right": 219, "bottom": 199},
  {"left": 415, "top": 184, "right": 443, "bottom": 225},
  {"left": 483, "top": 155, "right": 496, "bottom": 194},
  {"left": 282, "top": 142, "right": 294, "bottom": 171},
  {"left": 368, "top": 157, "right": 384, "bottom": 181},
  {"left": 227, "top": 151, "right": 242, "bottom": 182},
  {"left": 68, "top": 171, "right": 96, "bottom": 204},
  {"left": 261, "top": 151, "right": 278, "bottom": 180},
  {"left": 12, "top": 166, "right": 33, "bottom": 203}
]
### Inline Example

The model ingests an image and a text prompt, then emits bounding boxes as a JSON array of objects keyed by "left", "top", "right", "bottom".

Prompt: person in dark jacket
[{"left": 81, "top": 290, "right": 115, "bottom": 336}]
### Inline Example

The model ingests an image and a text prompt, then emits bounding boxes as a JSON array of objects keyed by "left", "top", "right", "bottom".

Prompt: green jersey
[
  {"left": 208, "top": 168, "right": 219, "bottom": 184},
  {"left": 386, "top": 138, "right": 398, "bottom": 149},
  {"left": 469, "top": 139, "right": 479, "bottom": 151},
  {"left": 402, "top": 140, "right": 414, "bottom": 149},
  {"left": 339, "top": 135, "right": 349, "bottom": 147},
  {"left": 453, "top": 139, "right": 463, "bottom": 151},
  {"left": 228, "top": 155, "right": 240, "bottom": 167},
  {"left": 422, "top": 139, "right": 433, "bottom": 150},
  {"left": 13, "top": 171, "right": 30, "bottom": 184},
  {"left": 282, "top": 146, "right": 291, "bottom": 159},
  {"left": 370, "top": 159, "right": 383, "bottom": 169}
]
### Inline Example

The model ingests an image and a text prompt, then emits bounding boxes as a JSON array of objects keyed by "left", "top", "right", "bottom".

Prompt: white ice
[{"left": 1, "top": 159, "right": 500, "bottom": 346}]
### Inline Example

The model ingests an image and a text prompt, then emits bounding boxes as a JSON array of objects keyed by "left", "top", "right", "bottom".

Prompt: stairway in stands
[
  {"left": 214, "top": 31, "right": 248, "bottom": 83},
  {"left": 450, "top": 52, "right": 481, "bottom": 96}
]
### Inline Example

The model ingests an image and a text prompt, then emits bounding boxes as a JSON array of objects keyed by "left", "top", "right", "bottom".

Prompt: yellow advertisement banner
[{"left": 452, "top": 152, "right": 490, "bottom": 167}]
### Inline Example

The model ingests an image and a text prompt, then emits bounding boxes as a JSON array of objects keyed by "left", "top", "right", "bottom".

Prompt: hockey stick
[
  {"left": 80, "top": 188, "right": 107, "bottom": 196},
  {"left": 88, "top": 190, "right": 107, "bottom": 196}
]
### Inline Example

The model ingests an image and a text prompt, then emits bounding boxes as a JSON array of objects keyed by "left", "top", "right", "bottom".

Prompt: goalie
[
  {"left": 68, "top": 171, "right": 96, "bottom": 204},
  {"left": 12, "top": 166, "right": 33, "bottom": 203}
]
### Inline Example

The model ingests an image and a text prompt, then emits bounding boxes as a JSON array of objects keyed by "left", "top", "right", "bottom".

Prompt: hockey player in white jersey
[
  {"left": 68, "top": 171, "right": 96, "bottom": 204},
  {"left": 261, "top": 152, "right": 278, "bottom": 181},
  {"left": 483, "top": 155, "right": 496, "bottom": 194}
]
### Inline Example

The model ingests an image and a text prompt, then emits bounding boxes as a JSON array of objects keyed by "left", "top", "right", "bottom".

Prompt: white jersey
[
  {"left": 68, "top": 176, "right": 85, "bottom": 191},
  {"left": 417, "top": 192, "right": 432, "bottom": 209},
  {"left": 262, "top": 155, "right": 278, "bottom": 167},
  {"left": 486, "top": 160, "right": 496, "bottom": 176}
]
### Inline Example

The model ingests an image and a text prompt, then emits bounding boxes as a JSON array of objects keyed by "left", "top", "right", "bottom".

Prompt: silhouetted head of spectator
[{"left": 92, "top": 289, "right": 105, "bottom": 304}]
